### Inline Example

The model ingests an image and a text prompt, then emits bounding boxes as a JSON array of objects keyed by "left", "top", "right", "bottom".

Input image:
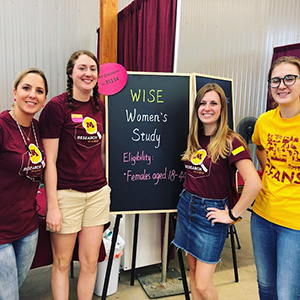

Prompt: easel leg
[
  {"left": 101, "top": 214, "right": 123, "bottom": 300},
  {"left": 70, "top": 259, "right": 74, "bottom": 278},
  {"left": 161, "top": 212, "right": 170, "bottom": 282},
  {"left": 177, "top": 249, "right": 190, "bottom": 300},
  {"left": 171, "top": 214, "right": 190, "bottom": 300},
  {"left": 130, "top": 214, "right": 139, "bottom": 285},
  {"left": 232, "top": 224, "right": 241, "bottom": 249},
  {"left": 229, "top": 225, "right": 239, "bottom": 283}
]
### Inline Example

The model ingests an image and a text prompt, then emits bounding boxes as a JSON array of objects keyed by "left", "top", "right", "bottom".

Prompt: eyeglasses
[{"left": 268, "top": 74, "right": 300, "bottom": 88}]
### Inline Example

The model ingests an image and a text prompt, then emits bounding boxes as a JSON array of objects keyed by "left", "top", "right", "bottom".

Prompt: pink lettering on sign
[{"left": 98, "top": 63, "right": 127, "bottom": 95}]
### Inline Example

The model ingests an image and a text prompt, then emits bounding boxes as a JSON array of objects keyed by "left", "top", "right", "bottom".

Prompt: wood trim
[{"left": 99, "top": 0, "right": 118, "bottom": 64}]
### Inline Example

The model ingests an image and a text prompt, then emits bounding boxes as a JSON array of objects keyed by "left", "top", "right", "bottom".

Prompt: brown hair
[
  {"left": 268, "top": 56, "right": 300, "bottom": 108},
  {"left": 268, "top": 56, "right": 300, "bottom": 81},
  {"left": 66, "top": 50, "right": 100, "bottom": 110}
]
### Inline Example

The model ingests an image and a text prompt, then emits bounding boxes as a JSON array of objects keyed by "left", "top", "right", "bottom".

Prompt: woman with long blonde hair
[{"left": 173, "top": 83, "right": 261, "bottom": 300}]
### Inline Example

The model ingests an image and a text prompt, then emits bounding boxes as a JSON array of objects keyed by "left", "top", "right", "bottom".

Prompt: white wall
[
  {"left": 118, "top": 0, "right": 133, "bottom": 11},
  {"left": 0, "top": 0, "right": 99, "bottom": 112},
  {"left": 2, "top": 0, "right": 300, "bottom": 121},
  {"left": 176, "top": 0, "right": 300, "bottom": 124}
]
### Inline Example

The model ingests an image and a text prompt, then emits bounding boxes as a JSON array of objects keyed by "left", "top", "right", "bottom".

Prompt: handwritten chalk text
[
  {"left": 130, "top": 89, "right": 163, "bottom": 103},
  {"left": 125, "top": 109, "right": 168, "bottom": 123},
  {"left": 123, "top": 151, "right": 152, "bottom": 166},
  {"left": 132, "top": 128, "right": 161, "bottom": 149},
  {"left": 124, "top": 167, "right": 185, "bottom": 185}
]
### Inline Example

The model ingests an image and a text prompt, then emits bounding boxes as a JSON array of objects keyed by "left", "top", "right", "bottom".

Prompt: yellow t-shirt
[{"left": 252, "top": 107, "right": 300, "bottom": 230}]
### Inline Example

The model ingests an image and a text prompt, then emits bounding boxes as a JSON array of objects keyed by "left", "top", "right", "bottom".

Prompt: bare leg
[
  {"left": 77, "top": 225, "right": 104, "bottom": 300},
  {"left": 195, "top": 259, "right": 218, "bottom": 300},
  {"left": 50, "top": 232, "right": 77, "bottom": 300},
  {"left": 187, "top": 254, "right": 202, "bottom": 300},
  {"left": 187, "top": 253, "right": 218, "bottom": 300}
]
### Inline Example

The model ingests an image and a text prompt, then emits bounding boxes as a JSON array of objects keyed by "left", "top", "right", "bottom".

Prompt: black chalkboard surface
[
  {"left": 194, "top": 75, "right": 234, "bottom": 129},
  {"left": 107, "top": 72, "right": 191, "bottom": 213}
]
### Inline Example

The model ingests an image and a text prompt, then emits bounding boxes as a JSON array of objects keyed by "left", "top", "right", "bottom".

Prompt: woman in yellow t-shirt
[{"left": 252, "top": 56, "right": 300, "bottom": 299}]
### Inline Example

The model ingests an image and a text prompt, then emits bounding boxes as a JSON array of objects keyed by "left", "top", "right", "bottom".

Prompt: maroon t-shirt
[
  {"left": 183, "top": 134, "right": 251, "bottom": 199},
  {"left": 0, "top": 110, "right": 45, "bottom": 244},
  {"left": 39, "top": 93, "right": 107, "bottom": 192}
]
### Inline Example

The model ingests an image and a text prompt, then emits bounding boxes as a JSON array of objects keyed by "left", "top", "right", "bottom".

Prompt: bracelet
[{"left": 228, "top": 209, "right": 242, "bottom": 221}]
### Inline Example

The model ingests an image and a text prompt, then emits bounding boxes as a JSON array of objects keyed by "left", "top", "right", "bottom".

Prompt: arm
[
  {"left": 255, "top": 144, "right": 267, "bottom": 170},
  {"left": 42, "top": 138, "right": 62, "bottom": 232},
  {"left": 207, "top": 159, "right": 262, "bottom": 224},
  {"left": 229, "top": 159, "right": 262, "bottom": 218}
]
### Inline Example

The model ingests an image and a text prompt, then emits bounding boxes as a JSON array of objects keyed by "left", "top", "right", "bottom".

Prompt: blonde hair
[
  {"left": 182, "top": 83, "right": 248, "bottom": 163},
  {"left": 14, "top": 68, "right": 48, "bottom": 95}
]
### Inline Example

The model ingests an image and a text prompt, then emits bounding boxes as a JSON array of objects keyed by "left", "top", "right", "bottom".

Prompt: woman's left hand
[{"left": 206, "top": 206, "right": 232, "bottom": 224}]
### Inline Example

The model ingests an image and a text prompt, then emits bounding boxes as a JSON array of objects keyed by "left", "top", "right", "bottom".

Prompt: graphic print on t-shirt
[
  {"left": 265, "top": 133, "right": 300, "bottom": 183},
  {"left": 28, "top": 144, "right": 43, "bottom": 164},
  {"left": 74, "top": 116, "right": 102, "bottom": 149},
  {"left": 19, "top": 144, "right": 45, "bottom": 178},
  {"left": 191, "top": 149, "right": 206, "bottom": 164},
  {"left": 82, "top": 117, "right": 97, "bottom": 134},
  {"left": 185, "top": 149, "right": 211, "bottom": 177}
]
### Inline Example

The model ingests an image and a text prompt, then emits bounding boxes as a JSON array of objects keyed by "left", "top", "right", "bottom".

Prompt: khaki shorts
[{"left": 51, "top": 185, "right": 111, "bottom": 234}]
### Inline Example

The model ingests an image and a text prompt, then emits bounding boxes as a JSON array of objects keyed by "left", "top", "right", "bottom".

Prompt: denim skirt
[{"left": 173, "top": 189, "right": 229, "bottom": 264}]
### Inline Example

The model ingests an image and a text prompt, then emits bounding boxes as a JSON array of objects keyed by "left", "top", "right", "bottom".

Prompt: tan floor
[{"left": 19, "top": 211, "right": 259, "bottom": 300}]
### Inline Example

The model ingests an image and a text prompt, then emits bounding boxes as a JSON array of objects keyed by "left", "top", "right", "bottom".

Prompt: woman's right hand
[{"left": 46, "top": 206, "right": 62, "bottom": 232}]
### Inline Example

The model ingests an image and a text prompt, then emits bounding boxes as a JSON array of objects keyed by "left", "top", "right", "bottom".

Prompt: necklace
[
  {"left": 11, "top": 109, "right": 40, "bottom": 155},
  {"left": 20, "top": 125, "right": 31, "bottom": 141}
]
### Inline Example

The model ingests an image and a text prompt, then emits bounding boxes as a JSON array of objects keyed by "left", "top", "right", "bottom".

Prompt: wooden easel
[
  {"left": 101, "top": 212, "right": 190, "bottom": 300},
  {"left": 99, "top": 3, "right": 189, "bottom": 299}
]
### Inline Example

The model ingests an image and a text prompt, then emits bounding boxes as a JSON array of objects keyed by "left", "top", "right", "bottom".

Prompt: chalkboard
[
  {"left": 194, "top": 74, "right": 234, "bottom": 130},
  {"left": 106, "top": 72, "right": 191, "bottom": 213}
]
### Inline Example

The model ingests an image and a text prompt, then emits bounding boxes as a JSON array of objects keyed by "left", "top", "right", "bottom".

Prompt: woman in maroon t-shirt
[
  {"left": 0, "top": 69, "right": 47, "bottom": 299},
  {"left": 173, "top": 83, "right": 262, "bottom": 300},
  {"left": 39, "top": 50, "right": 110, "bottom": 300}
]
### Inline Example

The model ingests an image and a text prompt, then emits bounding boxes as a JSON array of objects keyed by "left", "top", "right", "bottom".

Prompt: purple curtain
[
  {"left": 118, "top": 0, "right": 177, "bottom": 72},
  {"left": 118, "top": 0, "right": 178, "bottom": 259},
  {"left": 267, "top": 43, "right": 300, "bottom": 111}
]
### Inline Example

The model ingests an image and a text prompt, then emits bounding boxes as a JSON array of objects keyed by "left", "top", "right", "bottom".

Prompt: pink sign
[{"left": 98, "top": 63, "right": 128, "bottom": 95}]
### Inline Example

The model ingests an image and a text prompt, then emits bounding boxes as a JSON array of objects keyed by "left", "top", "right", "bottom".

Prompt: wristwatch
[{"left": 228, "top": 209, "right": 242, "bottom": 221}]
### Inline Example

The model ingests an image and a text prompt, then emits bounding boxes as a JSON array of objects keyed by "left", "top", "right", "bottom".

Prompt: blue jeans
[
  {"left": 0, "top": 229, "right": 38, "bottom": 300},
  {"left": 251, "top": 212, "right": 300, "bottom": 300},
  {"left": 173, "top": 189, "right": 229, "bottom": 264}
]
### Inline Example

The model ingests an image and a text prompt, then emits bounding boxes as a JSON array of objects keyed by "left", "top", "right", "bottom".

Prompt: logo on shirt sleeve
[{"left": 232, "top": 146, "right": 245, "bottom": 156}]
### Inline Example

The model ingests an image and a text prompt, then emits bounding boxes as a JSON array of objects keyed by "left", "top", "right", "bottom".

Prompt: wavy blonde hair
[
  {"left": 182, "top": 83, "right": 248, "bottom": 163},
  {"left": 14, "top": 68, "right": 48, "bottom": 95}
]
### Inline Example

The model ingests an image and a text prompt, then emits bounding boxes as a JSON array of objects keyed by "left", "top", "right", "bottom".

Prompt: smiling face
[
  {"left": 71, "top": 54, "right": 98, "bottom": 100},
  {"left": 197, "top": 90, "right": 221, "bottom": 134},
  {"left": 13, "top": 72, "right": 47, "bottom": 119},
  {"left": 270, "top": 63, "right": 300, "bottom": 108}
]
